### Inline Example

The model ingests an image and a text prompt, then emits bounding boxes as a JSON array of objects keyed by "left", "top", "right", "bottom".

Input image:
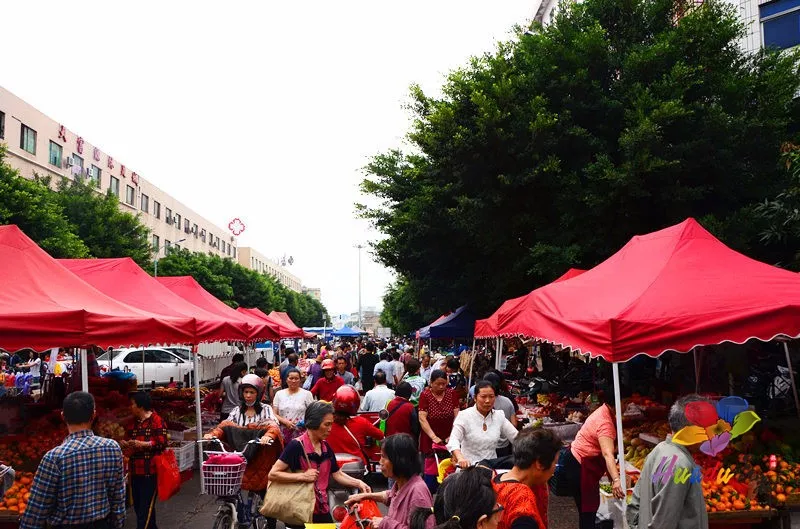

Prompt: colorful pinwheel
[{"left": 671, "top": 397, "right": 760, "bottom": 457}]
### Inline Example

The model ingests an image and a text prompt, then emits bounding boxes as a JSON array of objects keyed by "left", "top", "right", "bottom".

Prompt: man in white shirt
[
  {"left": 390, "top": 350, "right": 405, "bottom": 387},
  {"left": 373, "top": 352, "right": 395, "bottom": 388},
  {"left": 360, "top": 371, "right": 395, "bottom": 412},
  {"left": 420, "top": 353, "right": 433, "bottom": 383}
]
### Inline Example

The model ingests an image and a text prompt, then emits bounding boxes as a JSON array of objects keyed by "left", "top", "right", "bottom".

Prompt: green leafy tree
[
  {"left": 360, "top": 0, "right": 800, "bottom": 317},
  {"left": 755, "top": 143, "right": 800, "bottom": 268},
  {"left": 380, "top": 277, "right": 437, "bottom": 336},
  {"left": 154, "top": 249, "right": 329, "bottom": 326},
  {"left": 0, "top": 147, "right": 89, "bottom": 257},
  {"left": 47, "top": 176, "right": 153, "bottom": 268}
]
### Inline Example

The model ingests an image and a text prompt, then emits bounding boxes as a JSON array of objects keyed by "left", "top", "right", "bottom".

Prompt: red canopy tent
[
  {"left": 488, "top": 219, "right": 800, "bottom": 503},
  {"left": 59, "top": 258, "right": 251, "bottom": 343},
  {"left": 0, "top": 225, "right": 194, "bottom": 351},
  {"left": 473, "top": 268, "right": 586, "bottom": 339},
  {"left": 156, "top": 276, "right": 281, "bottom": 341},
  {"left": 495, "top": 219, "right": 800, "bottom": 362},
  {"left": 237, "top": 308, "right": 308, "bottom": 339}
]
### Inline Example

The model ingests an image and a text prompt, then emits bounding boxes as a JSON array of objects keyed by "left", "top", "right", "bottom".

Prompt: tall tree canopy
[
  {"left": 360, "top": 0, "right": 800, "bottom": 328},
  {"left": 154, "top": 249, "right": 329, "bottom": 327}
]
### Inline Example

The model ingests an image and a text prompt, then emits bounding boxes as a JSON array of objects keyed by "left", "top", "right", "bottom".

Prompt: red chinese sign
[
  {"left": 58, "top": 125, "right": 67, "bottom": 142},
  {"left": 131, "top": 172, "right": 139, "bottom": 185},
  {"left": 120, "top": 165, "right": 126, "bottom": 177},
  {"left": 76, "top": 137, "right": 84, "bottom": 154},
  {"left": 107, "top": 156, "right": 114, "bottom": 170},
  {"left": 93, "top": 147, "right": 101, "bottom": 162}
]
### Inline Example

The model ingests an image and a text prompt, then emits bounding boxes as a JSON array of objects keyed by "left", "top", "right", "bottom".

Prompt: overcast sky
[{"left": 2, "top": 1, "right": 534, "bottom": 318}]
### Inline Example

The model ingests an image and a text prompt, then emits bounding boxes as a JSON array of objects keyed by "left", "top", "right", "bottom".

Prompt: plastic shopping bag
[{"left": 154, "top": 449, "right": 181, "bottom": 501}]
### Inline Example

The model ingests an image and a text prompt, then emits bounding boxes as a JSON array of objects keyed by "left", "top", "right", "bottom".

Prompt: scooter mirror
[{"left": 378, "top": 409, "right": 389, "bottom": 421}]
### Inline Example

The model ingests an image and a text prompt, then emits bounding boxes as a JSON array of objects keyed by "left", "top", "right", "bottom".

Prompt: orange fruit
[{"left": 777, "top": 493, "right": 787, "bottom": 503}]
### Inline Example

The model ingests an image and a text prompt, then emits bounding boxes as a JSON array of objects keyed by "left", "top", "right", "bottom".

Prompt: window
[
  {"left": 141, "top": 194, "right": 149, "bottom": 213},
  {"left": 109, "top": 176, "right": 120, "bottom": 197},
  {"left": 761, "top": 0, "right": 800, "bottom": 50},
  {"left": 227, "top": 243, "right": 232, "bottom": 256},
  {"left": 123, "top": 351, "right": 145, "bottom": 363},
  {"left": 0, "top": 111, "right": 4, "bottom": 139},
  {"left": 184, "top": 218, "right": 190, "bottom": 233},
  {"left": 153, "top": 201, "right": 161, "bottom": 219},
  {"left": 89, "top": 165, "right": 101, "bottom": 188},
  {"left": 126, "top": 185, "right": 135, "bottom": 206},
  {"left": 175, "top": 213, "right": 181, "bottom": 228},
  {"left": 20, "top": 124, "right": 36, "bottom": 154},
  {"left": 175, "top": 243, "right": 181, "bottom": 250},
  {"left": 192, "top": 223, "right": 198, "bottom": 237},
  {"left": 165, "top": 207, "right": 173, "bottom": 224},
  {"left": 233, "top": 246, "right": 236, "bottom": 259},
  {"left": 165, "top": 240, "right": 171, "bottom": 249},
  {"left": 152, "top": 234, "right": 160, "bottom": 251},
  {"left": 72, "top": 154, "right": 84, "bottom": 173},
  {"left": 49, "top": 141, "right": 63, "bottom": 167}
]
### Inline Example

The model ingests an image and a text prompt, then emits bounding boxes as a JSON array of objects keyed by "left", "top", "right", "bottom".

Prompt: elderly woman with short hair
[
  {"left": 628, "top": 395, "right": 709, "bottom": 529},
  {"left": 269, "top": 401, "right": 370, "bottom": 525}
]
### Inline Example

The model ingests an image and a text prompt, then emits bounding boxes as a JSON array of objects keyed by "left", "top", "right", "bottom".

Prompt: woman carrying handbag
[{"left": 266, "top": 401, "right": 371, "bottom": 527}]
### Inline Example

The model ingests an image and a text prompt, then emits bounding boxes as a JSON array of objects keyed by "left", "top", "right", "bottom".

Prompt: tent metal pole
[
  {"left": 467, "top": 337, "right": 477, "bottom": 388},
  {"left": 782, "top": 341, "right": 800, "bottom": 419},
  {"left": 193, "top": 346, "right": 205, "bottom": 493},
  {"left": 80, "top": 348, "right": 89, "bottom": 392},
  {"left": 612, "top": 362, "right": 627, "bottom": 514}
]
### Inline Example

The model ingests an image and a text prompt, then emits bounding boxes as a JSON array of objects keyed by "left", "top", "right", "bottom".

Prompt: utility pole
[{"left": 355, "top": 244, "right": 364, "bottom": 328}]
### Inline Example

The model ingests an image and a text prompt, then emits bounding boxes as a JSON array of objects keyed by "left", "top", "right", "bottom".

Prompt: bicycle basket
[{"left": 201, "top": 459, "right": 247, "bottom": 496}]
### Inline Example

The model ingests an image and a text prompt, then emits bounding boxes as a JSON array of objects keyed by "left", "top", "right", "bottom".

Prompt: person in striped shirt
[{"left": 20, "top": 391, "right": 126, "bottom": 529}]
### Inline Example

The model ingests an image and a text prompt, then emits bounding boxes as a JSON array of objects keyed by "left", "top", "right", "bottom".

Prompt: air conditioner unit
[
  {"left": 64, "top": 157, "right": 75, "bottom": 168},
  {"left": 85, "top": 167, "right": 93, "bottom": 176}
]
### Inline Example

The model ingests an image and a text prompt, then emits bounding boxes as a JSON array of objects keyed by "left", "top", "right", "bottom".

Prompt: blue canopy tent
[
  {"left": 418, "top": 305, "right": 475, "bottom": 339},
  {"left": 332, "top": 326, "right": 364, "bottom": 337}
]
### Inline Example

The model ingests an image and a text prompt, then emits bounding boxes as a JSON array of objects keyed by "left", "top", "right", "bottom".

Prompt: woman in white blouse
[
  {"left": 447, "top": 379, "right": 518, "bottom": 468},
  {"left": 272, "top": 367, "right": 315, "bottom": 443}
]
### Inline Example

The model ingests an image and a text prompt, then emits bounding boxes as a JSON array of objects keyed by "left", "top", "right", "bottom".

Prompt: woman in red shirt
[
  {"left": 327, "top": 385, "right": 384, "bottom": 465},
  {"left": 418, "top": 370, "right": 459, "bottom": 492}
]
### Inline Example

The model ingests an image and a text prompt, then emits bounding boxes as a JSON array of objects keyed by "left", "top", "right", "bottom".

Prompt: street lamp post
[
  {"left": 154, "top": 238, "right": 186, "bottom": 277},
  {"left": 355, "top": 244, "right": 364, "bottom": 328}
]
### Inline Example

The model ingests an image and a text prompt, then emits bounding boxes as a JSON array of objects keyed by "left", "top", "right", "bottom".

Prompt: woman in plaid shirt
[{"left": 122, "top": 392, "right": 168, "bottom": 529}]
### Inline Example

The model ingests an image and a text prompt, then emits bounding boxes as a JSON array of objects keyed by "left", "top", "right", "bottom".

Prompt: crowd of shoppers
[{"left": 18, "top": 341, "right": 710, "bottom": 529}]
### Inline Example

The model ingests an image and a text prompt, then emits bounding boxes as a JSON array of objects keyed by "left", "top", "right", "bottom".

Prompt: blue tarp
[
  {"left": 418, "top": 305, "right": 475, "bottom": 339},
  {"left": 332, "top": 326, "right": 365, "bottom": 337}
]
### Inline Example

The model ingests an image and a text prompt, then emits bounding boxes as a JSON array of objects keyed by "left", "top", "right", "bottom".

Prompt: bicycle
[{"left": 198, "top": 437, "right": 275, "bottom": 529}]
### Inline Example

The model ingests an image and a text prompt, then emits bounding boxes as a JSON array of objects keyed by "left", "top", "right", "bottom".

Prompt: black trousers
[
  {"left": 562, "top": 449, "right": 599, "bottom": 529},
  {"left": 131, "top": 474, "right": 158, "bottom": 529}
]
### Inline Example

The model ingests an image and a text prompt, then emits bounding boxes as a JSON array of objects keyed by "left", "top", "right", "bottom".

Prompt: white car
[{"left": 97, "top": 347, "right": 194, "bottom": 387}]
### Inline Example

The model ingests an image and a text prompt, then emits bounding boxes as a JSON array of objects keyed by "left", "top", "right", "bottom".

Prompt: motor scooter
[{"left": 328, "top": 453, "right": 367, "bottom": 524}]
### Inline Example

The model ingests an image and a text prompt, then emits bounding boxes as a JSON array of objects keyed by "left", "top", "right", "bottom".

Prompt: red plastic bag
[
  {"left": 341, "top": 500, "right": 382, "bottom": 529},
  {"left": 154, "top": 449, "right": 181, "bottom": 501}
]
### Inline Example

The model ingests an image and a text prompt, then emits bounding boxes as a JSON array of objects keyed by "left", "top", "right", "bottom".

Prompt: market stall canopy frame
[
  {"left": 156, "top": 275, "right": 280, "bottom": 341},
  {"left": 0, "top": 225, "right": 195, "bottom": 350},
  {"left": 59, "top": 258, "right": 251, "bottom": 343},
  {"left": 495, "top": 218, "right": 800, "bottom": 362}
]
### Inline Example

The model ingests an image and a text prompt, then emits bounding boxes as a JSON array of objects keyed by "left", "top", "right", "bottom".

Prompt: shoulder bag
[{"left": 260, "top": 441, "right": 317, "bottom": 525}]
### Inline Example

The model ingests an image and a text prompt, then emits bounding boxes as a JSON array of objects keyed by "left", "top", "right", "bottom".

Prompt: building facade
[
  {"left": 302, "top": 287, "right": 322, "bottom": 302},
  {"left": 237, "top": 246, "right": 303, "bottom": 293},
  {"left": 0, "top": 86, "right": 237, "bottom": 261}
]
